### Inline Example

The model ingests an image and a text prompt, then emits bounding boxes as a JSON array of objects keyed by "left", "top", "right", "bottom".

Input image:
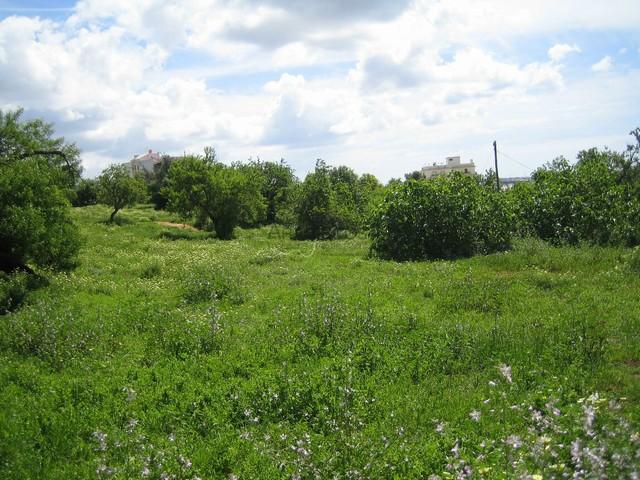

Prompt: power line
[{"left": 496, "top": 149, "right": 532, "bottom": 171}]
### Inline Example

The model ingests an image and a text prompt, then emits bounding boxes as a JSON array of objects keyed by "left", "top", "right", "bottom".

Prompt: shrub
[
  {"left": 509, "top": 152, "right": 640, "bottom": 246},
  {"left": 181, "top": 266, "right": 245, "bottom": 305},
  {"left": 0, "top": 156, "right": 81, "bottom": 272},
  {"left": 72, "top": 178, "right": 98, "bottom": 207},
  {"left": 369, "top": 174, "right": 512, "bottom": 261}
]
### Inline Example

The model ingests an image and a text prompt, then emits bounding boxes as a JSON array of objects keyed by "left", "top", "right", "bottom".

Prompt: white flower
[
  {"left": 123, "top": 386, "right": 137, "bottom": 402},
  {"left": 505, "top": 435, "right": 522, "bottom": 449},
  {"left": 488, "top": 380, "right": 497, "bottom": 387},
  {"left": 469, "top": 410, "right": 481, "bottom": 422},
  {"left": 435, "top": 422, "right": 445, "bottom": 434},
  {"left": 498, "top": 364, "right": 512, "bottom": 383}
]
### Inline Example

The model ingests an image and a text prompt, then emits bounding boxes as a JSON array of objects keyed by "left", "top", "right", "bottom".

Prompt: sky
[{"left": 1, "top": 0, "right": 639, "bottom": 180}]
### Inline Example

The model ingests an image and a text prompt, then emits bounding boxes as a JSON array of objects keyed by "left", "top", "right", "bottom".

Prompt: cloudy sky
[{"left": 1, "top": 0, "right": 639, "bottom": 180}]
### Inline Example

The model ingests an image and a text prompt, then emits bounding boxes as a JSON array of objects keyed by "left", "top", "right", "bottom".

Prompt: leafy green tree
[
  {"left": 0, "top": 108, "right": 82, "bottom": 187},
  {"left": 404, "top": 170, "right": 423, "bottom": 181},
  {"left": 147, "top": 155, "right": 174, "bottom": 210},
  {"left": 369, "top": 174, "right": 512, "bottom": 260},
  {"left": 73, "top": 178, "right": 99, "bottom": 207},
  {"left": 509, "top": 137, "right": 640, "bottom": 246},
  {"left": 256, "top": 159, "right": 297, "bottom": 224},
  {"left": 164, "top": 156, "right": 264, "bottom": 239},
  {"left": 0, "top": 109, "right": 81, "bottom": 272},
  {"left": 0, "top": 155, "right": 80, "bottom": 272},
  {"left": 294, "top": 161, "right": 383, "bottom": 239},
  {"left": 294, "top": 161, "right": 341, "bottom": 240},
  {"left": 97, "top": 164, "right": 147, "bottom": 223}
]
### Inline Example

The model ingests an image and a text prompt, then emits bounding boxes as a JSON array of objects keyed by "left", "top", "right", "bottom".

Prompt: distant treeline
[{"left": 2, "top": 104, "right": 640, "bottom": 275}]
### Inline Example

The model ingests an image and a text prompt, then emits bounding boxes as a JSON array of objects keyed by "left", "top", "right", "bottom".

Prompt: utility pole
[{"left": 493, "top": 141, "right": 500, "bottom": 190}]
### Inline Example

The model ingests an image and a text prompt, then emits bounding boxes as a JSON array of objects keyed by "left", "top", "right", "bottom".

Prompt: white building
[
  {"left": 421, "top": 156, "right": 476, "bottom": 179},
  {"left": 129, "top": 149, "right": 163, "bottom": 175}
]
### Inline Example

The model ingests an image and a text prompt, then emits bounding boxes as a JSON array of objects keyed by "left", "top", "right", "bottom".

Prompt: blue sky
[{"left": 1, "top": 0, "right": 639, "bottom": 180}]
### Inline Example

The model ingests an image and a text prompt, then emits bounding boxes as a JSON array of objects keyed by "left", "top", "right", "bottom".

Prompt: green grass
[{"left": 1, "top": 205, "right": 639, "bottom": 479}]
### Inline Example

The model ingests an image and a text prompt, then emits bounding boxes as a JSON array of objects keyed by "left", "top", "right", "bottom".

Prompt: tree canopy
[{"left": 0, "top": 108, "right": 81, "bottom": 272}]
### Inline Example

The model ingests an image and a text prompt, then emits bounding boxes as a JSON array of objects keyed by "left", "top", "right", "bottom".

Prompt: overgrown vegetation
[
  {"left": 0, "top": 205, "right": 638, "bottom": 479},
  {"left": 369, "top": 174, "right": 512, "bottom": 260},
  {"left": 0, "top": 108, "right": 81, "bottom": 273},
  {"left": 2, "top": 107, "right": 640, "bottom": 478}
]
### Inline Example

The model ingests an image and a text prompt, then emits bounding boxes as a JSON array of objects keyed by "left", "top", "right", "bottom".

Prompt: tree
[
  {"left": 164, "top": 156, "right": 264, "bottom": 239},
  {"left": 0, "top": 109, "right": 81, "bottom": 273},
  {"left": 294, "top": 161, "right": 383, "bottom": 239},
  {"left": 73, "top": 178, "right": 99, "bottom": 207},
  {"left": 294, "top": 160, "right": 341, "bottom": 240},
  {"left": 97, "top": 164, "right": 147, "bottom": 222},
  {"left": 509, "top": 138, "right": 640, "bottom": 246},
  {"left": 0, "top": 108, "right": 82, "bottom": 187}
]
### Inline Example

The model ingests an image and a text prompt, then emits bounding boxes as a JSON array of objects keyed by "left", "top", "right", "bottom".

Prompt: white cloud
[
  {"left": 592, "top": 56, "right": 613, "bottom": 72},
  {"left": 0, "top": 1, "right": 638, "bottom": 180},
  {"left": 548, "top": 43, "right": 581, "bottom": 62}
]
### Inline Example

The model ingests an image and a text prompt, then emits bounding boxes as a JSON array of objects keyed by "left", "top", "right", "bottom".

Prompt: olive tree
[
  {"left": 97, "top": 164, "right": 147, "bottom": 222},
  {"left": 164, "top": 156, "right": 264, "bottom": 239}
]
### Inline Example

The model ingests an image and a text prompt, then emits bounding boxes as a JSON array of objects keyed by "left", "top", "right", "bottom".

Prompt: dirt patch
[{"left": 156, "top": 221, "right": 199, "bottom": 231}]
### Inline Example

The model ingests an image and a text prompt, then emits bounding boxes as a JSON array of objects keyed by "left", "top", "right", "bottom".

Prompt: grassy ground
[{"left": 1, "top": 205, "right": 639, "bottom": 479}]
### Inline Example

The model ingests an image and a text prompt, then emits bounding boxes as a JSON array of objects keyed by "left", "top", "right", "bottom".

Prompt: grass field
[{"left": 1, "top": 205, "right": 639, "bottom": 479}]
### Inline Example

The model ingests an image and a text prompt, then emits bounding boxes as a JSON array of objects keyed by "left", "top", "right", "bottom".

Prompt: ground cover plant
[{"left": 1, "top": 205, "right": 639, "bottom": 479}]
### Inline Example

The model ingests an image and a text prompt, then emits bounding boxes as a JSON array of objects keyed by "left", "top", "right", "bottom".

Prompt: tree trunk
[{"left": 110, "top": 208, "right": 119, "bottom": 223}]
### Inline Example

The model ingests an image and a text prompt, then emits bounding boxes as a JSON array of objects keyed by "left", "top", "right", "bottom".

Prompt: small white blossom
[
  {"left": 469, "top": 410, "right": 481, "bottom": 422},
  {"left": 505, "top": 435, "right": 522, "bottom": 449},
  {"left": 498, "top": 364, "right": 512, "bottom": 383}
]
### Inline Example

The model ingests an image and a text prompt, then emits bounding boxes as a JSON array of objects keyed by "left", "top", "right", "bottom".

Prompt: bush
[
  {"left": 509, "top": 152, "right": 640, "bottom": 246},
  {"left": 0, "top": 156, "right": 81, "bottom": 272},
  {"left": 369, "top": 174, "right": 512, "bottom": 261},
  {"left": 72, "top": 178, "right": 98, "bottom": 207}
]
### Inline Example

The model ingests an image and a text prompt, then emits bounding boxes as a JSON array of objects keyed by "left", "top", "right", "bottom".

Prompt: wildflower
[
  {"left": 178, "top": 455, "right": 192, "bottom": 469},
  {"left": 583, "top": 405, "right": 596, "bottom": 435},
  {"left": 531, "top": 410, "right": 543, "bottom": 423},
  {"left": 498, "top": 364, "right": 512, "bottom": 383},
  {"left": 505, "top": 435, "right": 522, "bottom": 449},
  {"left": 125, "top": 418, "right": 138, "bottom": 434},
  {"left": 168, "top": 433, "right": 176, "bottom": 442},
  {"left": 123, "top": 386, "right": 137, "bottom": 402},
  {"left": 469, "top": 410, "right": 481, "bottom": 422},
  {"left": 141, "top": 466, "right": 151, "bottom": 477},
  {"left": 545, "top": 401, "right": 561, "bottom": 417},
  {"left": 488, "top": 380, "right": 497, "bottom": 387},
  {"left": 93, "top": 430, "right": 108, "bottom": 452},
  {"left": 435, "top": 422, "right": 445, "bottom": 434},
  {"left": 451, "top": 441, "right": 461, "bottom": 457}
]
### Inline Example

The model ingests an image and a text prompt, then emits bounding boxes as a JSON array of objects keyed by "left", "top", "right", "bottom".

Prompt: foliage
[
  {"left": 294, "top": 161, "right": 383, "bottom": 240},
  {"left": 1, "top": 205, "right": 639, "bottom": 478},
  {"left": 509, "top": 136, "right": 640, "bottom": 246},
  {"left": 0, "top": 108, "right": 82, "bottom": 187},
  {"left": 97, "top": 164, "right": 147, "bottom": 222},
  {"left": 147, "top": 155, "right": 175, "bottom": 210},
  {"left": 0, "top": 152, "right": 80, "bottom": 273},
  {"left": 164, "top": 156, "right": 265, "bottom": 239},
  {"left": 369, "top": 174, "right": 512, "bottom": 260},
  {"left": 243, "top": 159, "right": 298, "bottom": 225},
  {"left": 72, "top": 178, "right": 99, "bottom": 207}
]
